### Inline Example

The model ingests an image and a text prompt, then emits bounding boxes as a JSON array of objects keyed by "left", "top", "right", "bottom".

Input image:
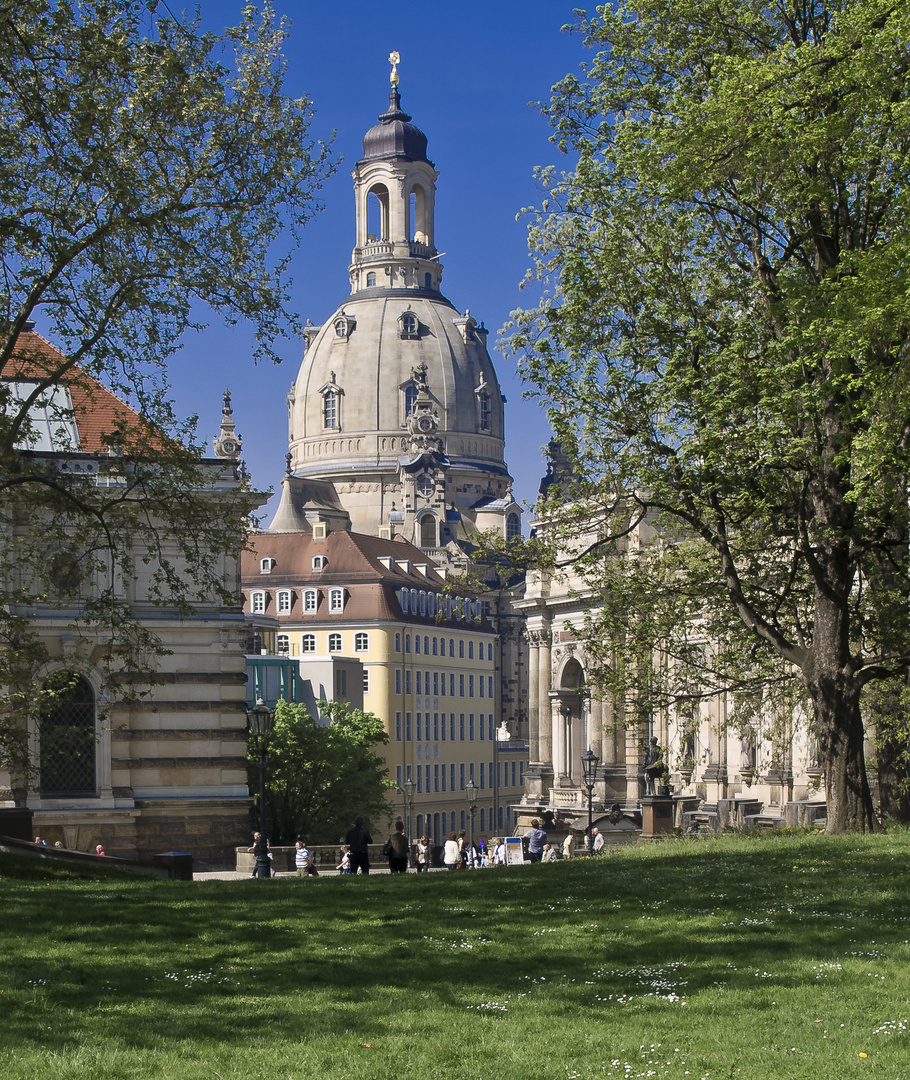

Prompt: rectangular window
[
  {"left": 362, "top": 669, "right": 370, "bottom": 694},
  {"left": 396, "top": 765, "right": 402, "bottom": 786},
  {"left": 488, "top": 676, "right": 493, "bottom": 699},
  {"left": 441, "top": 712, "right": 446, "bottom": 740},
  {"left": 489, "top": 716, "right": 495, "bottom": 740},
  {"left": 406, "top": 712, "right": 412, "bottom": 741},
  {"left": 251, "top": 591, "right": 265, "bottom": 614},
  {"left": 277, "top": 590, "right": 291, "bottom": 613},
  {"left": 450, "top": 713, "right": 455, "bottom": 741},
  {"left": 449, "top": 673, "right": 455, "bottom": 696},
  {"left": 416, "top": 671, "right": 422, "bottom": 695},
  {"left": 469, "top": 714, "right": 475, "bottom": 741},
  {"left": 441, "top": 765, "right": 446, "bottom": 791},
  {"left": 450, "top": 763, "right": 455, "bottom": 791},
  {"left": 416, "top": 713, "right": 422, "bottom": 741},
  {"left": 459, "top": 714, "right": 465, "bottom": 741},
  {"left": 303, "top": 589, "right": 317, "bottom": 612},
  {"left": 434, "top": 713, "right": 439, "bottom": 740},
  {"left": 469, "top": 762, "right": 475, "bottom": 783},
  {"left": 417, "top": 769, "right": 423, "bottom": 793},
  {"left": 480, "top": 762, "right": 485, "bottom": 790},
  {"left": 396, "top": 669, "right": 402, "bottom": 695},
  {"left": 479, "top": 676, "right": 485, "bottom": 698},
  {"left": 328, "top": 588, "right": 344, "bottom": 613},
  {"left": 468, "top": 641, "right": 474, "bottom": 659},
  {"left": 426, "top": 764, "right": 431, "bottom": 792},
  {"left": 519, "top": 762, "right": 524, "bottom": 785},
  {"left": 479, "top": 713, "right": 485, "bottom": 740},
  {"left": 405, "top": 670, "right": 412, "bottom": 695},
  {"left": 469, "top": 675, "right": 475, "bottom": 697},
  {"left": 459, "top": 674, "right": 465, "bottom": 697},
  {"left": 460, "top": 763, "right": 465, "bottom": 791},
  {"left": 396, "top": 712, "right": 402, "bottom": 741},
  {"left": 434, "top": 764, "right": 439, "bottom": 793},
  {"left": 433, "top": 671, "right": 439, "bottom": 695}
]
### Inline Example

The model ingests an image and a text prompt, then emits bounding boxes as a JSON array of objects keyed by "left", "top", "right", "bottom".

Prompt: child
[{"left": 336, "top": 846, "right": 351, "bottom": 874}]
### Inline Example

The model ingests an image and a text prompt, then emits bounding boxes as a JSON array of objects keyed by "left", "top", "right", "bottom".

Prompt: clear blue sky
[{"left": 170, "top": 1, "right": 591, "bottom": 522}]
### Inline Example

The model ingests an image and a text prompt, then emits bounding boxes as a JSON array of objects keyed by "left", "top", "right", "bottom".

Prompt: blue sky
[{"left": 172, "top": 1, "right": 591, "bottom": 522}]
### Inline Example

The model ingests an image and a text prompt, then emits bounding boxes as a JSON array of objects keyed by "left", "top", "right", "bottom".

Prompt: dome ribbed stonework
[{"left": 361, "top": 91, "right": 430, "bottom": 163}]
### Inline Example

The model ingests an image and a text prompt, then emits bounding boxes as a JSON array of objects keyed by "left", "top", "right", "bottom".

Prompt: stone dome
[
  {"left": 361, "top": 90, "right": 430, "bottom": 163},
  {"left": 288, "top": 292, "right": 506, "bottom": 492}
]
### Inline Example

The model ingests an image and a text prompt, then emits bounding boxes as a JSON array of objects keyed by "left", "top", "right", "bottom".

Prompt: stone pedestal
[{"left": 639, "top": 795, "right": 675, "bottom": 842}]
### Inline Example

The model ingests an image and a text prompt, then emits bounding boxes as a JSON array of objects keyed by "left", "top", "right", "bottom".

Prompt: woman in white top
[
  {"left": 415, "top": 835, "right": 430, "bottom": 872},
  {"left": 444, "top": 832, "right": 460, "bottom": 870}
]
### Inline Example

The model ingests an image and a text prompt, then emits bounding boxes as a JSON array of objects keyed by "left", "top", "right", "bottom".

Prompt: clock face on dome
[
  {"left": 417, "top": 415, "right": 434, "bottom": 433},
  {"left": 417, "top": 474, "right": 434, "bottom": 497},
  {"left": 221, "top": 439, "right": 236, "bottom": 455}
]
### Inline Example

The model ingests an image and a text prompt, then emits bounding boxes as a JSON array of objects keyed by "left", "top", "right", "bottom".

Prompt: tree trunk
[{"left": 806, "top": 583, "right": 878, "bottom": 832}]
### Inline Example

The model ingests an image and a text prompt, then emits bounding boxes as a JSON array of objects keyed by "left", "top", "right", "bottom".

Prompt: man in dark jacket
[{"left": 345, "top": 817, "right": 373, "bottom": 875}]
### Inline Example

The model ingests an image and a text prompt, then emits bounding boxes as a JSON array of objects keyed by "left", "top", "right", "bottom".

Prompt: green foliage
[
  {"left": 0, "top": 1, "right": 333, "bottom": 783},
  {"left": 3, "top": 831, "right": 910, "bottom": 1079},
  {"left": 249, "top": 699, "right": 392, "bottom": 844},
  {"left": 509, "top": 1, "right": 910, "bottom": 831}
]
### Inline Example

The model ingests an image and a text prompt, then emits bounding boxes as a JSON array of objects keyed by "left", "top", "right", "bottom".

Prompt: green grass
[{"left": 2, "top": 830, "right": 909, "bottom": 1079}]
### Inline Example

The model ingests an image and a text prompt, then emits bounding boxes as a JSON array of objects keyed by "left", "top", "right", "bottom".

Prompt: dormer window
[
  {"left": 251, "top": 591, "right": 266, "bottom": 614},
  {"left": 478, "top": 391, "right": 491, "bottom": 431},
  {"left": 320, "top": 373, "right": 343, "bottom": 430},
  {"left": 333, "top": 313, "right": 353, "bottom": 341},
  {"left": 398, "top": 310, "right": 420, "bottom": 339},
  {"left": 260, "top": 557, "right": 275, "bottom": 574},
  {"left": 323, "top": 388, "right": 339, "bottom": 429},
  {"left": 328, "top": 587, "right": 345, "bottom": 613},
  {"left": 507, "top": 512, "right": 521, "bottom": 539},
  {"left": 312, "top": 555, "right": 327, "bottom": 571}
]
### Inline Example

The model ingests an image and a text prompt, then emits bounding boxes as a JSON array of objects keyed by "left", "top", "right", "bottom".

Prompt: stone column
[
  {"left": 538, "top": 627, "right": 552, "bottom": 765},
  {"left": 526, "top": 629, "right": 540, "bottom": 762}
]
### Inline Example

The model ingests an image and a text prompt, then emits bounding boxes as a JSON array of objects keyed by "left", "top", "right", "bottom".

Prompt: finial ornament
[{"left": 389, "top": 51, "right": 400, "bottom": 87}]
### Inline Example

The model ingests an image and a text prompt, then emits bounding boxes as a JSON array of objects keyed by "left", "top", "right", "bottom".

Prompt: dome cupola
[{"left": 361, "top": 90, "right": 429, "bottom": 163}]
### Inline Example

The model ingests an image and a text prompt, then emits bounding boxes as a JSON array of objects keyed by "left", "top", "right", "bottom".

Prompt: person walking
[
  {"left": 385, "top": 820, "right": 410, "bottom": 873},
  {"left": 345, "top": 817, "right": 373, "bottom": 875},
  {"left": 443, "top": 831, "right": 460, "bottom": 870},
  {"left": 592, "top": 827, "right": 605, "bottom": 853},
  {"left": 524, "top": 819, "right": 547, "bottom": 863},
  {"left": 415, "top": 834, "right": 430, "bottom": 872},
  {"left": 336, "top": 846, "right": 352, "bottom": 874},
  {"left": 295, "top": 841, "right": 310, "bottom": 877},
  {"left": 248, "top": 832, "right": 270, "bottom": 878},
  {"left": 562, "top": 829, "right": 576, "bottom": 860}
]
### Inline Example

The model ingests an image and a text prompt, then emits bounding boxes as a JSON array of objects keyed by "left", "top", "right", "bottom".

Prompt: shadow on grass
[{"left": 1, "top": 831, "right": 908, "bottom": 1053}]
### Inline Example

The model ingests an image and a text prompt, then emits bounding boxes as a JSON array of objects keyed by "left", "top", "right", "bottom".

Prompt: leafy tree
[
  {"left": 249, "top": 700, "right": 393, "bottom": 845},
  {"left": 509, "top": 1, "right": 910, "bottom": 831},
  {"left": 0, "top": 2, "right": 332, "bottom": 785}
]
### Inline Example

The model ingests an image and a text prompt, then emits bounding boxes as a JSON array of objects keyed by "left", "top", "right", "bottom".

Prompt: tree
[
  {"left": 509, "top": 1, "right": 910, "bottom": 831},
  {"left": 249, "top": 700, "right": 392, "bottom": 845},
  {"left": 0, "top": 2, "right": 332, "bottom": 785}
]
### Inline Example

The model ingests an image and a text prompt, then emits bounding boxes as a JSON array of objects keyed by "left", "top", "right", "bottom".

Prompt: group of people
[{"left": 248, "top": 813, "right": 611, "bottom": 879}]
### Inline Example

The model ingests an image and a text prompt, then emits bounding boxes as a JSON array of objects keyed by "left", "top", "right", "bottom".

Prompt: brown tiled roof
[
  {"left": 4, "top": 329, "right": 170, "bottom": 453},
  {"left": 242, "top": 529, "right": 492, "bottom": 631}
]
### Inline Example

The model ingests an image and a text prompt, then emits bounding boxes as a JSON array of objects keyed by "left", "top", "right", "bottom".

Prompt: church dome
[{"left": 361, "top": 90, "right": 429, "bottom": 163}]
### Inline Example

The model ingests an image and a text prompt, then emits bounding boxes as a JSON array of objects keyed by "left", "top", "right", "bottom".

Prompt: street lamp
[
  {"left": 465, "top": 778, "right": 478, "bottom": 853},
  {"left": 581, "top": 748, "right": 600, "bottom": 856},
  {"left": 247, "top": 698, "right": 275, "bottom": 837},
  {"left": 403, "top": 775, "right": 415, "bottom": 836}
]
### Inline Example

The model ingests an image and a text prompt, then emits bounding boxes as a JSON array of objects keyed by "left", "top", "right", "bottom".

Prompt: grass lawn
[{"left": 1, "top": 830, "right": 908, "bottom": 1080}]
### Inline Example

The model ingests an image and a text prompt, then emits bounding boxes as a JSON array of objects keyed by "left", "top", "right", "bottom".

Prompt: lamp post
[
  {"left": 581, "top": 748, "right": 600, "bottom": 856},
  {"left": 403, "top": 776, "right": 415, "bottom": 836},
  {"left": 247, "top": 698, "right": 275, "bottom": 837},
  {"left": 466, "top": 778, "right": 478, "bottom": 853}
]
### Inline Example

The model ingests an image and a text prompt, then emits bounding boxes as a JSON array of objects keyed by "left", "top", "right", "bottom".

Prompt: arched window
[
  {"left": 478, "top": 391, "right": 491, "bottom": 431},
  {"left": 404, "top": 384, "right": 418, "bottom": 417},
  {"left": 277, "top": 634, "right": 290, "bottom": 654},
  {"left": 302, "top": 634, "right": 316, "bottom": 653},
  {"left": 399, "top": 311, "right": 419, "bottom": 339},
  {"left": 507, "top": 512, "right": 521, "bottom": 539},
  {"left": 419, "top": 514, "right": 437, "bottom": 550},
  {"left": 366, "top": 183, "right": 389, "bottom": 240},
  {"left": 424, "top": 272, "right": 432, "bottom": 289},
  {"left": 39, "top": 673, "right": 96, "bottom": 796},
  {"left": 366, "top": 271, "right": 376, "bottom": 287}
]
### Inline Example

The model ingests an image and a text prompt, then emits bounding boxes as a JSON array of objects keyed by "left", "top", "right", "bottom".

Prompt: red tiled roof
[
  {"left": 4, "top": 329, "right": 170, "bottom": 453},
  {"left": 242, "top": 529, "right": 492, "bottom": 630}
]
